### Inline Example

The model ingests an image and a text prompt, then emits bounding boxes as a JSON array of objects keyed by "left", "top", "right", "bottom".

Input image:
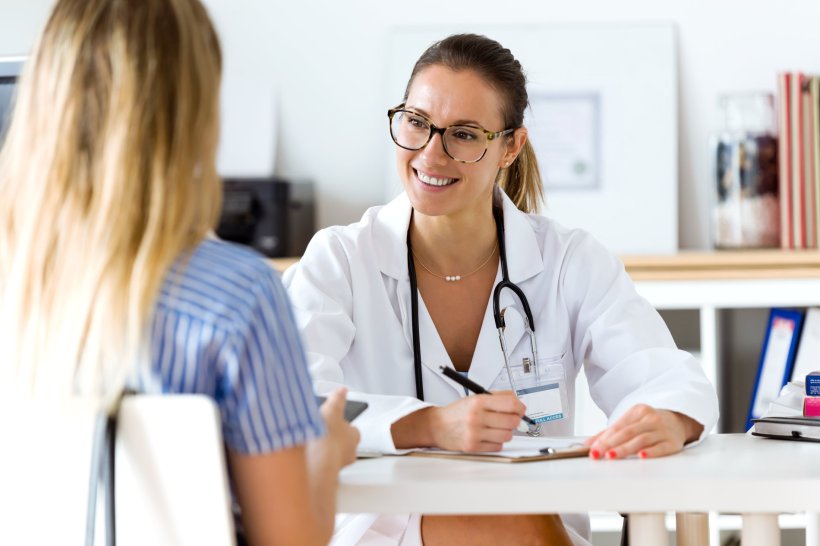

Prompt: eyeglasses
[{"left": 387, "top": 104, "right": 515, "bottom": 163}]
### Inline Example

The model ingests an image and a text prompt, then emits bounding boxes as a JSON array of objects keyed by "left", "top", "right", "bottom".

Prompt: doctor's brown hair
[{"left": 403, "top": 33, "right": 543, "bottom": 214}]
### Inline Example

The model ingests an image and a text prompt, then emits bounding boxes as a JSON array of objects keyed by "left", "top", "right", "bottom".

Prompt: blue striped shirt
[{"left": 139, "top": 238, "right": 324, "bottom": 454}]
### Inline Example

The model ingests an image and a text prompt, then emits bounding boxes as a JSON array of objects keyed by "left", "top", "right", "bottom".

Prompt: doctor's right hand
[{"left": 428, "top": 391, "right": 526, "bottom": 452}]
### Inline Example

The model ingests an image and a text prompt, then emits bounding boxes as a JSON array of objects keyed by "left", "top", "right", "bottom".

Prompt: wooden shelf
[
  {"left": 621, "top": 250, "right": 820, "bottom": 281},
  {"left": 269, "top": 257, "right": 299, "bottom": 272},
  {"left": 271, "top": 250, "right": 820, "bottom": 281}
]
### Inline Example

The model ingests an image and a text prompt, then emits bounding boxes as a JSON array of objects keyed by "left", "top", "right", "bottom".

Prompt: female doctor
[{"left": 284, "top": 33, "right": 719, "bottom": 546}]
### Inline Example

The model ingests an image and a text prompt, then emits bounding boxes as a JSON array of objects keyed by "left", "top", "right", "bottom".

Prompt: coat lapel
[
  {"left": 498, "top": 192, "right": 543, "bottom": 286},
  {"left": 373, "top": 193, "right": 412, "bottom": 284},
  {"left": 373, "top": 194, "right": 414, "bottom": 350}
]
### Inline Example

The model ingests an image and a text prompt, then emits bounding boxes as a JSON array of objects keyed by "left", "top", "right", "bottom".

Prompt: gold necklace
[{"left": 412, "top": 241, "right": 498, "bottom": 282}]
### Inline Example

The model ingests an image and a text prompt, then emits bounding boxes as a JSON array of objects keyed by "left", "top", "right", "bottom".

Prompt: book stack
[{"left": 777, "top": 72, "right": 820, "bottom": 249}]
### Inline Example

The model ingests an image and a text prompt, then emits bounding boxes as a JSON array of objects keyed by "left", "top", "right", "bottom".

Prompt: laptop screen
[
  {"left": 0, "top": 57, "right": 24, "bottom": 147},
  {"left": 0, "top": 76, "right": 17, "bottom": 145}
]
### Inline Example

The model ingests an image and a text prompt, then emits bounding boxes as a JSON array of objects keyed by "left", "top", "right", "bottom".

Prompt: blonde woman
[{"left": 0, "top": 1, "right": 358, "bottom": 545}]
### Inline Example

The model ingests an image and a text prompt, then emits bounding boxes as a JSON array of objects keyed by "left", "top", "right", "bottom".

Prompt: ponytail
[{"left": 499, "top": 139, "right": 543, "bottom": 214}]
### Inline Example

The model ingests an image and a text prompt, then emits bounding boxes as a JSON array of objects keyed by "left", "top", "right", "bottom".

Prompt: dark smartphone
[{"left": 315, "top": 396, "right": 369, "bottom": 422}]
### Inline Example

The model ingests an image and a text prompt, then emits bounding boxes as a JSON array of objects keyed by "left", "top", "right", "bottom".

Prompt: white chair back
[
  {"left": 1, "top": 399, "right": 100, "bottom": 544},
  {"left": 0, "top": 395, "right": 236, "bottom": 546}
]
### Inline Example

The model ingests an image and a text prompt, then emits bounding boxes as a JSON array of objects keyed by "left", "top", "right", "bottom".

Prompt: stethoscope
[{"left": 406, "top": 204, "right": 540, "bottom": 403}]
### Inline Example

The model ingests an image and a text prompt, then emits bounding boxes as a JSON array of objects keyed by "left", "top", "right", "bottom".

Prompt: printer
[{"left": 216, "top": 177, "right": 315, "bottom": 258}]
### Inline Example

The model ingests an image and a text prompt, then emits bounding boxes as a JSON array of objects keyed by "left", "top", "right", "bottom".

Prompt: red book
[
  {"left": 792, "top": 73, "right": 806, "bottom": 249},
  {"left": 778, "top": 73, "right": 792, "bottom": 249},
  {"left": 804, "top": 77, "right": 818, "bottom": 248}
]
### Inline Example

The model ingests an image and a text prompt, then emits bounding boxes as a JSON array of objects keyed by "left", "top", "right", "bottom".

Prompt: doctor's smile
[{"left": 414, "top": 169, "right": 458, "bottom": 188}]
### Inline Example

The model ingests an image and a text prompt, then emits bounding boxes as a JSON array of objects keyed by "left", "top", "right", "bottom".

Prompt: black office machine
[{"left": 217, "top": 177, "right": 315, "bottom": 258}]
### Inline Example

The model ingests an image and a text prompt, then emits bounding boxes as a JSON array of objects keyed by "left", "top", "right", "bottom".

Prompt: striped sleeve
[{"left": 220, "top": 266, "right": 325, "bottom": 454}]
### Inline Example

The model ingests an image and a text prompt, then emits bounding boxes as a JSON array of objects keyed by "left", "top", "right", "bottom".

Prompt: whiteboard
[{"left": 384, "top": 24, "right": 678, "bottom": 254}]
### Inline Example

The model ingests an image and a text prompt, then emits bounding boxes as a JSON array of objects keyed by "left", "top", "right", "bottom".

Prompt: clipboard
[{"left": 405, "top": 436, "right": 590, "bottom": 463}]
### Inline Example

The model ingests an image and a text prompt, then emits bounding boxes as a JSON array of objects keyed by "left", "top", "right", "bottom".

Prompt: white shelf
[{"left": 634, "top": 278, "right": 820, "bottom": 310}]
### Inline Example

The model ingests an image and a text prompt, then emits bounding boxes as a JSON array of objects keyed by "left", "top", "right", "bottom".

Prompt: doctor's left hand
[{"left": 584, "top": 404, "right": 704, "bottom": 460}]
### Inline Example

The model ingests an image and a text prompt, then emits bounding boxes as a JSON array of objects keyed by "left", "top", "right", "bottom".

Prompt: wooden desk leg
[
  {"left": 807, "top": 512, "right": 820, "bottom": 546},
  {"left": 741, "top": 513, "right": 780, "bottom": 546},
  {"left": 675, "top": 512, "right": 709, "bottom": 546},
  {"left": 628, "top": 513, "right": 666, "bottom": 546}
]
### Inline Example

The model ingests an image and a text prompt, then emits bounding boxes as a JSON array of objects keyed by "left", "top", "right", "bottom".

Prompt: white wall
[{"left": 3, "top": 0, "right": 820, "bottom": 250}]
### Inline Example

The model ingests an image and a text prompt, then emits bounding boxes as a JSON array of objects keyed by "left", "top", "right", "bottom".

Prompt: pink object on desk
[
  {"left": 804, "top": 397, "right": 820, "bottom": 417},
  {"left": 807, "top": 371, "right": 820, "bottom": 396}
]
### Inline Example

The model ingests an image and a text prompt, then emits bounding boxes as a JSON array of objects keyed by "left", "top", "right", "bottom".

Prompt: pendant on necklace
[{"left": 445, "top": 275, "right": 462, "bottom": 282}]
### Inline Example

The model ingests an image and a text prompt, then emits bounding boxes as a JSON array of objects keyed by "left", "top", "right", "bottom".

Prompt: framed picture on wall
[{"left": 526, "top": 92, "right": 601, "bottom": 191}]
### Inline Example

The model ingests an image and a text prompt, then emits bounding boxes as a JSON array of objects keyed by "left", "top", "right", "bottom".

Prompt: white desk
[{"left": 338, "top": 434, "right": 820, "bottom": 546}]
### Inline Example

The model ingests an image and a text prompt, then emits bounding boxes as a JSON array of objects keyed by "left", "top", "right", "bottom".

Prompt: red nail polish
[
  {"left": 606, "top": 450, "right": 617, "bottom": 459},
  {"left": 590, "top": 449, "right": 601, "bottom": 459},
  {"left": 639, "top": 451, "right": 648, "bottom": 459}
]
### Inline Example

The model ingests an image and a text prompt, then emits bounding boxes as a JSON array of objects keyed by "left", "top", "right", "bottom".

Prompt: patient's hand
[{"left": 313, "top": 388, "right": 359, "bottom": 468}]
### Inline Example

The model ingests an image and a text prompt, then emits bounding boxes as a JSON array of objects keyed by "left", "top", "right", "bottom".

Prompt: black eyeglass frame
[{"left": 387, "top": 104, "right": 516, "bottom": 164}]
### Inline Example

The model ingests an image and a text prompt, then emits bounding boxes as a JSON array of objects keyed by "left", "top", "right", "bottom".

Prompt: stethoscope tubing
[
  {"left": 407, "top": 223, "right": 425, "bottom": 400},
  {"left": 491, "top": 205, "right": 536, "bottom": 332}
]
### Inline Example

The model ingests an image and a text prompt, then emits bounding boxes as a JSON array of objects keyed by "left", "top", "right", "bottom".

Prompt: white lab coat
[{"left": 283, "top": 191, "right": 719, "bottom": 546}]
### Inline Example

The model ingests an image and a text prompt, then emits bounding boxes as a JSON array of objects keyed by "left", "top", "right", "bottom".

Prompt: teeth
[{"left": 417, "top": 171, "right": 456, "bottom": 187}]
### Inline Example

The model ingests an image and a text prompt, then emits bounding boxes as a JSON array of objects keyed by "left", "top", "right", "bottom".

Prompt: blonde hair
[
  {"left": 0, "top": 0, "right": 223, "bottom": 405},
  {"left": 405, "top": 33, "right": 544, "bottom": 214}
]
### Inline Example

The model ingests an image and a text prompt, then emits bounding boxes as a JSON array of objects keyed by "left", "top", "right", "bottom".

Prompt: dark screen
[{"left": 0, "top": 77, "right": 17, "bottom": 145}]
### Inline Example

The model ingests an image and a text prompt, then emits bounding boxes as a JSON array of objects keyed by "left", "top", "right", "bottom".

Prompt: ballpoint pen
[{"left": 439, "top": 366, "right": 537, "bottom": 427}]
